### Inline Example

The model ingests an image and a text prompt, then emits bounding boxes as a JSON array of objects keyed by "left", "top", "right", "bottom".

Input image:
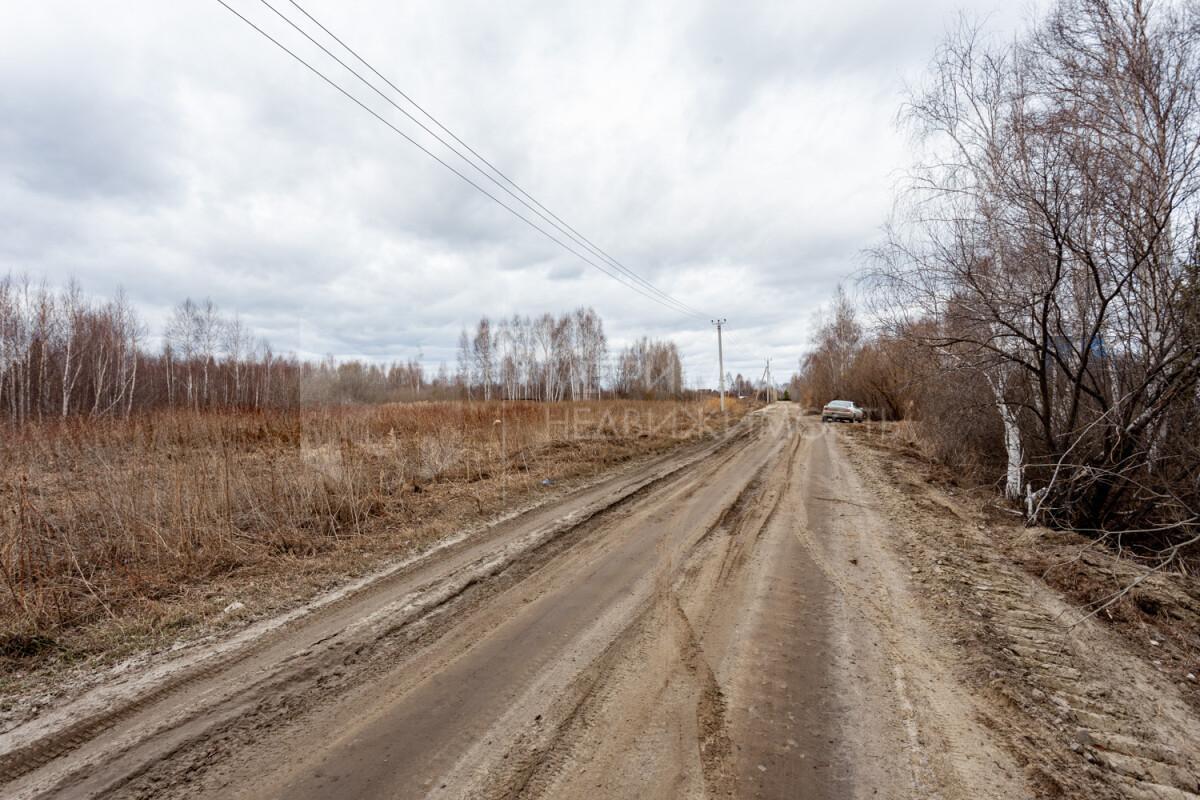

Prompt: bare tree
[
  {"left": 472, "top": 317, "right": 494, "bottom": 402},
  {"left": 871, "top": 0, "right": 1200, "bottom": 539},
  {"left": 456, "top": 329, "right": 473, "bottom": 401},
  {"left": 616, "top": 337, "right": 685, "bottom": 398},
  {"left": 165, "top": 299, "right": 199, "bottom": 409}
]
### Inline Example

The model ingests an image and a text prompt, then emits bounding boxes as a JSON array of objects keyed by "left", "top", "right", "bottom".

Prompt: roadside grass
[{"left": 0, "top": 399, "right": 745, "bottom": 691}]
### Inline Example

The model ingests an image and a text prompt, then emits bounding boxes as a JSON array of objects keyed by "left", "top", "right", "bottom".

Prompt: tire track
[
  {"left": 2, "top": 418, "right": 763, "bottom": 800},
  {"left": 465, "top": 416, "right": 802, "bottom": 800}
]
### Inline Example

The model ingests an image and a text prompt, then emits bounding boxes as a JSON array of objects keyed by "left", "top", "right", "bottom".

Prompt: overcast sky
[{"left": 1, "top": 0, "right": 1028, "bottom": 384}]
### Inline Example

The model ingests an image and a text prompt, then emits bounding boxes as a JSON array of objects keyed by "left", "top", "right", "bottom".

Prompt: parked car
[{"left": 821, "top": 399, "right": 864, "bottom": 423}]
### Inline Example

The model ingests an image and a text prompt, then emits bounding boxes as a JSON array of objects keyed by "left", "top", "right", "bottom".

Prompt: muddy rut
[{"left": 3, "top": 406, "right": 1087, "bottom": 799}]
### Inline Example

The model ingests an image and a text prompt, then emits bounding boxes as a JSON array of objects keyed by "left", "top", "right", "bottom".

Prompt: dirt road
[{"left": 3, "top": 405, "right": 1194, "bottom": 799}]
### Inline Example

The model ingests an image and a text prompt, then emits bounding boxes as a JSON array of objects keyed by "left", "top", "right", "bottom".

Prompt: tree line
[
  {"left": 454, "top": 311, "right": 687, "bottom": 402},
  {"left": 0, "top": 275, "right": 691, "bottom": 425},
  {"left": 796, "top": 0, "right": 1200, "bottom": 552}
]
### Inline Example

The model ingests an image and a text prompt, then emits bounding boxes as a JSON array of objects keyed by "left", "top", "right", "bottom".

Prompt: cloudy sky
[{"left": 2, "top": 0, "right": 1027, "bottom": 384}]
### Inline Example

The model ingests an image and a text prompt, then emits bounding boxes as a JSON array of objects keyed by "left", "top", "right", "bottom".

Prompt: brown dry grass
[{"left": 0, "top": 399, "right": 745, "bottom": 678}]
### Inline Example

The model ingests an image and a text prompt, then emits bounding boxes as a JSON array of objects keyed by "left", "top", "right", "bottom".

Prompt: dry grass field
[{"left": 0, "top": 399, "right": 744, "bottom": 683}]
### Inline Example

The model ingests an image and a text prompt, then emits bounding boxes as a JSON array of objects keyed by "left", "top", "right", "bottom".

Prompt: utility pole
[
  {"left": 712, "top": 319, "right": 727, "bottom": 411},
  {"left": 759, "top": 358, "right": 774, "bottom": 404}
]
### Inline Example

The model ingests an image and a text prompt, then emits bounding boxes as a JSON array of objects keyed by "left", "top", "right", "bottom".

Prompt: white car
[{"left": 821, "top": 400, "right": 864, "bottom": 423}]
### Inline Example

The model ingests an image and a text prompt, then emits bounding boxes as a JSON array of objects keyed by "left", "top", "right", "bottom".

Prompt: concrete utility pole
[
  {"left": 712, "top": 319, "right": 727, "bottom": 411},
  {"left": 759, "top": 358, "right": 774, "bottom": 404}
]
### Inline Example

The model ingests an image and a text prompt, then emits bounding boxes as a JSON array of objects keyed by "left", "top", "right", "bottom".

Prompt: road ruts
[{"left": 4, "top": 407, "right": 1036, "bottom": 800}]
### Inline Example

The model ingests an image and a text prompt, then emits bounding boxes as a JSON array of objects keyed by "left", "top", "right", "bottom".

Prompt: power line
[
  {"left": 259, "top": 0, "right": 704, "bottom": 317},
  {"left": 212, "top": 0, "right": 710, "bottom": 321},
  {"left": 280, "top": 0, "right": 712, "bottom": 320},
  {"left": 211, "top": 0, "right": 689, "bottom": 318}
]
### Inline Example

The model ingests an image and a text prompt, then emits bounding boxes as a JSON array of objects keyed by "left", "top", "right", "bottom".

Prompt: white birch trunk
[{"left": 988, "top": 374, "right": 1023, "bottom": 500}]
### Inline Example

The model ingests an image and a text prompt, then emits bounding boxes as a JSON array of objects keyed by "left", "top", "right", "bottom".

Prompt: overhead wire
[
  {"left": 280, "top": 0, "right": 713, "bottom": 320},
  {"left": 213, "top": 0, "right": 710, "bottom": 321},
  {"left": 213, "top": 0, "right": 690, "bottom": 317}
]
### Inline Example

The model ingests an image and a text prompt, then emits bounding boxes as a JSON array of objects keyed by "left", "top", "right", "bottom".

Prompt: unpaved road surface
[{"left": 2, "top": 405, "right": 1197, "bottom": 799}]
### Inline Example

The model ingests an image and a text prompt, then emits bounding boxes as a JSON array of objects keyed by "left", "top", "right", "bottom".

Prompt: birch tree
[{"left": 873, "top": 0, "right": 1200, "bottom": 533}]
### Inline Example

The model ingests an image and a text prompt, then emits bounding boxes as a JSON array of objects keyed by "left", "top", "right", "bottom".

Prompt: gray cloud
[{"left": 0, "top": 0, "right": 1026, "bottom": 382}]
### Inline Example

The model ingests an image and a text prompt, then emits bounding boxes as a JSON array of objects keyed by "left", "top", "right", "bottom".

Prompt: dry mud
[{"left": 0, "top": 406, "right": 1195, "bottom": 798}]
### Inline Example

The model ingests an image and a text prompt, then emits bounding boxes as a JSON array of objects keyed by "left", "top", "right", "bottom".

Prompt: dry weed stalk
[{"left": 0, "top": 399, "right": 738, "bottom": 656}]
